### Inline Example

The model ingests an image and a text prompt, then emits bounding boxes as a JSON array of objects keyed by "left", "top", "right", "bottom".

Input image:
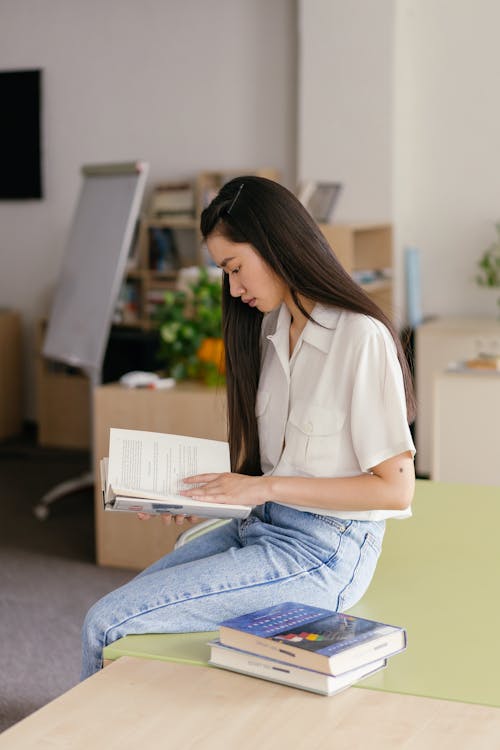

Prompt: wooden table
[{"left": 1, "top": 657, "right": 499, "bottom": 749}]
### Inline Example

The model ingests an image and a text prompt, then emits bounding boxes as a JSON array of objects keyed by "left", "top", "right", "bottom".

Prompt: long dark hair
[{"left": 201, "top": 176, "right": 416, "bottom": 474}]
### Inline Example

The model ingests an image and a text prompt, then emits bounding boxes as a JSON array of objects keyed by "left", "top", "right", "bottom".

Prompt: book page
[{"left": 108, "top": 428, "right": 230, "bottom": 499}]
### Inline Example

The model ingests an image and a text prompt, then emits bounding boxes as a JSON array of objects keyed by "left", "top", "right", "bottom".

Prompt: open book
[{"left": 101, "top": 428, "right": 251, "bottom": 519}]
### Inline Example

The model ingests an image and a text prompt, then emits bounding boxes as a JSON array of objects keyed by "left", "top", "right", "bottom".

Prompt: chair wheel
[{"left": 33, "top": 504, "right": 50, "bottom": 521}]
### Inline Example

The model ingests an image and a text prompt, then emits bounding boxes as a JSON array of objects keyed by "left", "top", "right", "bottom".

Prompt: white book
[
  {"left": 209, "top": 640, "right": 386, "bottom": 696},
  {"left": 101, "top": 428, "right": 251, "bottom": 519}
]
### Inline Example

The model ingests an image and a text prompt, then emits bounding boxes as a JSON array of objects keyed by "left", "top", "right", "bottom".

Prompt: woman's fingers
[{"left": 183, "top": 473, "right": 222, "bottom": 484}]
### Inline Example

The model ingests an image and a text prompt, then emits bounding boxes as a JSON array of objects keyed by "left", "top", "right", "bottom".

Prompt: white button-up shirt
[{"left": 257, "top": 303, "right": 416, "bottom": 521}]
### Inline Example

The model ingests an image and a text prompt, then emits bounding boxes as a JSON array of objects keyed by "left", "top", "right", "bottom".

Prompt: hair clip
[{"left": 226, "top": 183, "right": 244, "bottom": 215}]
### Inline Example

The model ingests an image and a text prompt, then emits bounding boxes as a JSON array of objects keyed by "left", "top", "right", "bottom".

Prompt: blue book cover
[{"left": 219, "top": 602, "right": 406, "bottom": 676}]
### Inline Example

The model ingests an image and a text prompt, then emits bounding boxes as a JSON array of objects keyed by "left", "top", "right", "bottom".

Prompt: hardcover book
[
  {"left": 209, "top": 640, "right": 387, "bottom": 696},
  {"left": 219, "top": 602, "right": 406, "bottom": 676},
  {"left": 101, "top": 428, "right": 251, "bottom": 519}
]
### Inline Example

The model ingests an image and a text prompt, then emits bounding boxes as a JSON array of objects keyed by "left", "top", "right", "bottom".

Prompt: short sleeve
[{"left": 349, "top": 320, "right": 415, "bottom": 472}]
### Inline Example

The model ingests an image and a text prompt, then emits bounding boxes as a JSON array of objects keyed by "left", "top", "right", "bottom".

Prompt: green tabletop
[
  {"left": 103, "top": 631, "right": 216, "bottom": 667},
  {"left": 349, "top": 479, "right": 500, "bottom": 707},
  {"left": 103, "top": 480, "right": 500, "bottom": 707}
]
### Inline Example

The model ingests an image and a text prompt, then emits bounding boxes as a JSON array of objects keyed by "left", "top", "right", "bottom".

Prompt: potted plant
[
  {"left": 154, "top": 266, "right": 224, "bottom": 385},
  {"left": 476, "top": 222, "right": 500, "bottom": 316}
]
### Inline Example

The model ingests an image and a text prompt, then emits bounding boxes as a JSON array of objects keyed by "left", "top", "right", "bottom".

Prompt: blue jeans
[{"left": 81, "top": 502, "right": 385, "bottom": 679}]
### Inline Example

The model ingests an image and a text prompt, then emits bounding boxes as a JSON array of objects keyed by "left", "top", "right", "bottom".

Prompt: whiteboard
[{"left": 43, "top": 162, "right": 149, "bottom": 375}]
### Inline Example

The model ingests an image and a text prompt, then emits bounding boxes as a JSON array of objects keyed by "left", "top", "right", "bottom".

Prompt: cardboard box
[
  {"left": 94, "top": 382, "right": 227, "bottom": 569},
  {"left": 0, "top": 310, "right": 23, "bottom": 439}
]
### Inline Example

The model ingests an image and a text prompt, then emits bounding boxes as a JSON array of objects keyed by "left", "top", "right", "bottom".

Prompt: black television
[{"left": 0, "top": 69, "right": 42, "bottom": 199}]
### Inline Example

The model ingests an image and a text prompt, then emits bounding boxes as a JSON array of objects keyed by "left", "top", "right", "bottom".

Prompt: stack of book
[{"left": 209, "top": 602, "right": 406, "bottom": 697}]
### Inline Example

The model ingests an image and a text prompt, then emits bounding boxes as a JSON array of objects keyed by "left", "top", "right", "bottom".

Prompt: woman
[{"left": 81, "top": 176, "right": 415, "bottom": 679}]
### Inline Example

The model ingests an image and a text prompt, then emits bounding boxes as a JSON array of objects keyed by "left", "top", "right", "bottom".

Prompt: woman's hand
[
  {"left": 137, "top": 513, "right": 202, "bottom": 526},
  {"left": 180, "top": 472, "right": 270, "bottom": 506}
]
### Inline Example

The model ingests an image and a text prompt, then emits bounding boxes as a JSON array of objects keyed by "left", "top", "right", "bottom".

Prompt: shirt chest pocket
[{"left": 285, "top": 400, "right": 345, "bottom": 474}]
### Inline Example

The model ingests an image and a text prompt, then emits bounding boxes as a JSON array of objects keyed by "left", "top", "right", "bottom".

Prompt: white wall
[
  {"left": 0, "top": 0, "right": 297, "bottom": 419},
  {"left": 299, "top": 0, "right": 500, "bottom": 327},
  {"left": 298, "top": 0, "right": 395, "bottom": 223},
  {"left": 394, "top": 0, "right": 500, "bottom": 321}
]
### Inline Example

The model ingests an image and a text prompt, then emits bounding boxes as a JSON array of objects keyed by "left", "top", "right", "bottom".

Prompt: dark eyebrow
[{"left": 220, "top": 256, "right": 236, "bottom": 268}]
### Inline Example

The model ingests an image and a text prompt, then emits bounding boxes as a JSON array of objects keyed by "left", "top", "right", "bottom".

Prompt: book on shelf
[
  {"left": 448, "top": 354, "right": 500, "bottom": 372},
  {"left": 351, "top": 268, "right": 392, "bottom": 287},
  {"left": 148, "top": 227, "right": 179, "bottom": 272},
  {"left": 113, "top": 280, "right": 140, "bottom": 325},
  {"left": 209, "top": 639, "right": 387, "bottom": 697},
  {"left": 219, "top": 602, "right": 406, "bottom": 676},
  {"left": 101, "top": 428, "right": 251, "bottom": 519},
  {"left": 150, "top": 181, "right": 194, "bottom": 220}
]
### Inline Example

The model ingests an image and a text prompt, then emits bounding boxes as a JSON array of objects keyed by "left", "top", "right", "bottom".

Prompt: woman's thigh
[
  {"left": 134, "top": 518, "right": 241, "bottom": 579},
  {"left": 87, "top": 503, "right": 384, "bottom": 644}
]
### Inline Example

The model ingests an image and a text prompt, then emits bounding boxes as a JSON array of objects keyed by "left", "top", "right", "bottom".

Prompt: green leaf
[
  {"left": 171, "top": 362, "right": 187, "bottom": 380},
  {"left": 152, "top": 265, "right": 223, "bottom": 378}
]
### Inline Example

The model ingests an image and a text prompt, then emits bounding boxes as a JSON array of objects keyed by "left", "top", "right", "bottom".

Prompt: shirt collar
[
  {"left": 266, "top": 303, "right": 341, "bottom": 355},
  {"left": 302, "top": 304, "right": 341, "bottom": 353},
  {"left": 265, "top": 304, "right": 291, "bottom": 373}
]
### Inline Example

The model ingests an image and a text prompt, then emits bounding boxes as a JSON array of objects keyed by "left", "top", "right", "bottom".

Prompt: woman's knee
[{"left": 82, "top": 591, "right": 115, "bottom": 641}]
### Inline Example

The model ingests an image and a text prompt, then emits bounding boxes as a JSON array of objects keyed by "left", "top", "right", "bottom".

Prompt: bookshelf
[
  {"left": 116, "top": 176, "right": 393, "bottom": 328},
  {"left": 117, "top": 168, "right": 279, "bottom": 330},
  {"left": 319, "top": 223, "right": 393, "bottom": 320}
]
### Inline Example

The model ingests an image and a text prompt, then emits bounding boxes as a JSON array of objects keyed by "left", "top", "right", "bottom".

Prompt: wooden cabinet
[
  {"left": 433, "top": 370, "right": 500, "bottom": 484},
  {"left": 319, "top": 223, "right": 393, "bottom": 320},
  {"left": 117, "top": 169, "right": 279, "bottom": 330},
  {"left": 0, "top": 309, "right": 23, "bottom": 439},
  {"left": 415, "top": 316, "right": 500, "bottom": 476},
  {"left": 35, "top": 320, "right": 90, "bottom": 449},
  {"left": 93, "top": 382, "right": 227, "bottom": 569}
]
